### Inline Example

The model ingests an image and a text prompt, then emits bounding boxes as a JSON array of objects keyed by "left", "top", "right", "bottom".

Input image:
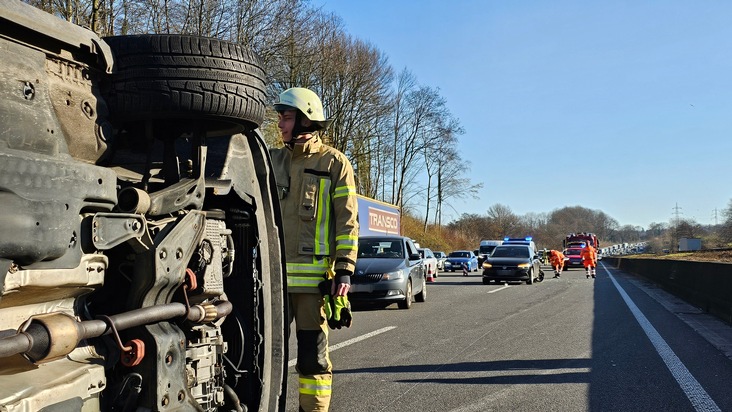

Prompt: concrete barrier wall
[{"left": 604, "top": 257, "right": 732, "bottom": 324}]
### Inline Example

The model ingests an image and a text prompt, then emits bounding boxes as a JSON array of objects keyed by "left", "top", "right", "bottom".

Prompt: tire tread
[{"left": 103, "top": 34, "right": 266, "bottom": 128}]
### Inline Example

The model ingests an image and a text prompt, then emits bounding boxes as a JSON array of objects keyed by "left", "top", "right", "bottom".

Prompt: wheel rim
[{"left": 406, "top": 281, "right": 412, "bottom": 306}]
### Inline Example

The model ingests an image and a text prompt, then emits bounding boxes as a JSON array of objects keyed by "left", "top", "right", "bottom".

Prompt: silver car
[
  {"left": 434, "top": 251, "right": 447, "bottom": 270},
  {"left": 350, "top": 236, "right": 427, "bottom": 309},
  {"left": 418, "top": 247, "right": 439, "bottom": 280}
]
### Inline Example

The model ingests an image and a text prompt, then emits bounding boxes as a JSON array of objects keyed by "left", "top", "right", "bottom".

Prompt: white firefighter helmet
[{"left": 274, "top": 87, "right": 328, "bottom": 123}]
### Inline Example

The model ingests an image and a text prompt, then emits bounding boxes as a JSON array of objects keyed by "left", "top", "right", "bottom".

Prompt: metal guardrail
[
  {"left": 604, "top": 257, "right": 732, "bottom": 325},
  {"left": 680, "top": 248, "right": 732, "bottom": 253}
]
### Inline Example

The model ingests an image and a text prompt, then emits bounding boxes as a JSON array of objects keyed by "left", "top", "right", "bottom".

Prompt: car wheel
[
  {"left": 415, "top": 277, "right": 427, "bottom": 302},
  {"left": 103, "top": 34, "right": 266, "bottom": 136},
  {"left": 398, "top": 279, "right": 413, "bottom": 309},
  {"left": 482, "top": 278, "right": 490, "bottom": 285},
  {"left": 526, "top": 268, "right": 534, "bottom": 285}
]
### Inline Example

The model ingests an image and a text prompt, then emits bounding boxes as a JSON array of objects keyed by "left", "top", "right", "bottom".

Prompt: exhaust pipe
[{"left": 0, "top": 300, "right": 232, "bottom": 363}]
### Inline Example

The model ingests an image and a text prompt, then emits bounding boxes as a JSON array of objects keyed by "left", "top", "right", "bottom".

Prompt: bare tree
[
  {"left": 388, "top": 69, "right": 416, "bottom": 207},
  {"left": 390, "top": 82, "right": 446, "bottom": 211},
  {"left": 486, "top": 204, "right": 521, "bottom": 237},
  {"left": 432, "top": 147, "right": 482, "bottom": 226},
  {"left": 421, "top": 107, "right": 461, "bottom": 231},
  {"left": 317, "top": 34, "right": 393, "bottom": 172}
]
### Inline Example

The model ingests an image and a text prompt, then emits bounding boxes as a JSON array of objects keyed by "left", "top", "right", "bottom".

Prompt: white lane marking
[
  {"left": 288, "top": 326, "right": 396, "bottom": 367},
  {"left": 602, "top": 262, "right": 721, "bottom": 412},
  {"left": 487, "top": 285, "right": 510, "bottom": 294}
]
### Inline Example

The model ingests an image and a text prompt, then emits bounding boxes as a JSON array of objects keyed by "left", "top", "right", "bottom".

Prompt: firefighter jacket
[
  {"left": 580, "top": 246, "right": 596, "bottom": 263},
  {"left": 548, "top": 250, "right": 565, "bottom": 266},
  {"left": 270, "top": 136, "right": 359, "bottom": 294}
]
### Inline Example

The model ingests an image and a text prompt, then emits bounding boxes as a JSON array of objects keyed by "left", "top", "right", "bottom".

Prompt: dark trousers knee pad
[{"left": 297, "top": 330, "right": 328, "bottom": 375}]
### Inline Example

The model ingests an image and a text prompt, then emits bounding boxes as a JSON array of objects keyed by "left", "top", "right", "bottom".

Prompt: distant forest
[{"left": 401, "top": 203, "right": 731, "bottom": 255}]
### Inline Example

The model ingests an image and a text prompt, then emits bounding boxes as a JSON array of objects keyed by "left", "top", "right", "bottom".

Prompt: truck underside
[{"left": 0, "top": 1, "right": 287, "bottom": 410}]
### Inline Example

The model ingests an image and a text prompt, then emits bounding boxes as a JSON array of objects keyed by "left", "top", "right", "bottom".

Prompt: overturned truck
[{"left": 0, "top": 1, "right": 287, "bottom": 410}]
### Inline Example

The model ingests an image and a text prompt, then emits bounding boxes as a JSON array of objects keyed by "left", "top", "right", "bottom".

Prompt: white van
[
  {"left": 478, "top": 240, "right": 504, "bottom": 265},
  {"left": 502, "top": 237, "right": 538, "bottom": 257}
]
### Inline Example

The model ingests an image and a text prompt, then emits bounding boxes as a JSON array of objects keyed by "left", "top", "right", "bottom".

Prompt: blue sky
[{"left": 313, "top": 0, "right": 732, "bottom": 228}]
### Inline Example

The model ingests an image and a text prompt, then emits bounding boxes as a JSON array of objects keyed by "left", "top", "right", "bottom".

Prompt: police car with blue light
[{"left": 481, "top": 237, "right": 544, "bottom": 285}]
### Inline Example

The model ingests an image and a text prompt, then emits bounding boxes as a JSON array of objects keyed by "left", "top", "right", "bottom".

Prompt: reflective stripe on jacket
[
  {"left": 270, "top": 136, "right": 359, "bottom": 294},
  {"left": 580, "top": 246, "right": 596, "bottom": 261}
]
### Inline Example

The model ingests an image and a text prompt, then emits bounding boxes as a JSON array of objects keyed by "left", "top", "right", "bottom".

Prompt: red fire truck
[{"left": 563, "top": 233, "right": 599, "bottom": 249}]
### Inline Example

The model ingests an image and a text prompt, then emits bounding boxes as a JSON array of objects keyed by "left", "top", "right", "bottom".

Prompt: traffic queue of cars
[{"left": 348, "top": 236, "right": 552, "bottom": 310}]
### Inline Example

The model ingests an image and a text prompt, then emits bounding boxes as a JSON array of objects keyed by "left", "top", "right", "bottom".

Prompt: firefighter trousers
[{"left": 289, "top": 293, "right": 332, "bottom": 412}]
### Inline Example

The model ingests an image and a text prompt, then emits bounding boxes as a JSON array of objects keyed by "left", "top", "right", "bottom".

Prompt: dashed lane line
[
  {"left": 487, "top": 284, "right": 510, "bottom": 294},
  {"left": 288, "top": 326, "right": 397, "bottom": 368}
]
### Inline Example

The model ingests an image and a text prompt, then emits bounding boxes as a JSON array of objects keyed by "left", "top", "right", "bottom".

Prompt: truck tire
[{"left": 103, "top": 34, "right": 266, "bottom": 135}]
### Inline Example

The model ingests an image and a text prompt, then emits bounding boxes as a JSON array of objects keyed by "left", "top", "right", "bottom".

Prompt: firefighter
[
  {"left": 270, "top": 87, "right": 359, "bottom": 412},
  {"left": 548, "top": 249, "right": 565, "bottom": 278},
  {"left": 581, "top": 243, "right": 597, "bottom": 278}
]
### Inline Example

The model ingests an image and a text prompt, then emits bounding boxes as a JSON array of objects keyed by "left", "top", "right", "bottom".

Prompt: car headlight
[
  {"left": 382, "top": 269, "right": 404, "bottom": 280},
  {"left": 517, "top": 263, "right": 531, "bottom": 268},
  {"left": 482, "top": 262, "right": 492, "bottom": 269}
]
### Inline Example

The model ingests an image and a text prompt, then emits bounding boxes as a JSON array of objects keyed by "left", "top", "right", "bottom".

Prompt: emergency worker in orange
[
  {"left": 270, "top": 87, "right": 359, "bottom": 412},
  {"left": 580, "top": 243, "right": 597, "bottom": 278},
  {"left": 548, "top": 249, "right": 565, "bottom": 278}
]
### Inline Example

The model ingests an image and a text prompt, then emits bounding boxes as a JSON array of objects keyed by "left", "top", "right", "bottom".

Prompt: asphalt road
[{"left": 284, "top": 262, "right": 732, "bottom": 411}]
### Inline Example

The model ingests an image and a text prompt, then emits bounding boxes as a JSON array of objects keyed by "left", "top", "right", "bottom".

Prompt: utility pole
[
  {"left": 712, "top": 208, "right": 719, "bottom": 225},
  {"left": 672, "top": 203, "right": 683, "bottom": 226},
  {"left": 671, "top": 203, "right": 683, "bottom": 252}
]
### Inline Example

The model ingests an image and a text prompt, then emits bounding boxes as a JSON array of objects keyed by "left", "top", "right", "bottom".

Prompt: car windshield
[
  {"left": 435, "top": 252, "right": 445, "bottom": 258},
  {"left": 449, "top": 251, "right": 470, "bottom": 258},
  {"left": 479, "top": 245, "right": 497, "bottom": 254},
  {"left": 491, "top": 246, "right": 529, "bottom": 258},
  {"left": 358, "top": 239, "right": 404, "bottom": 258},
  {"left": 566, "top": 249, "right": 582, "bottom": 257}
]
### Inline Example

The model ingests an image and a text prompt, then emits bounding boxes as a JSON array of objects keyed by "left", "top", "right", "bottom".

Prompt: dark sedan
[
  {"left": 481, "top": 244, "right": 543, "bottom": 285},
  {"left": 349, "top": 236, "right": 426, "bottom": 309}
]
